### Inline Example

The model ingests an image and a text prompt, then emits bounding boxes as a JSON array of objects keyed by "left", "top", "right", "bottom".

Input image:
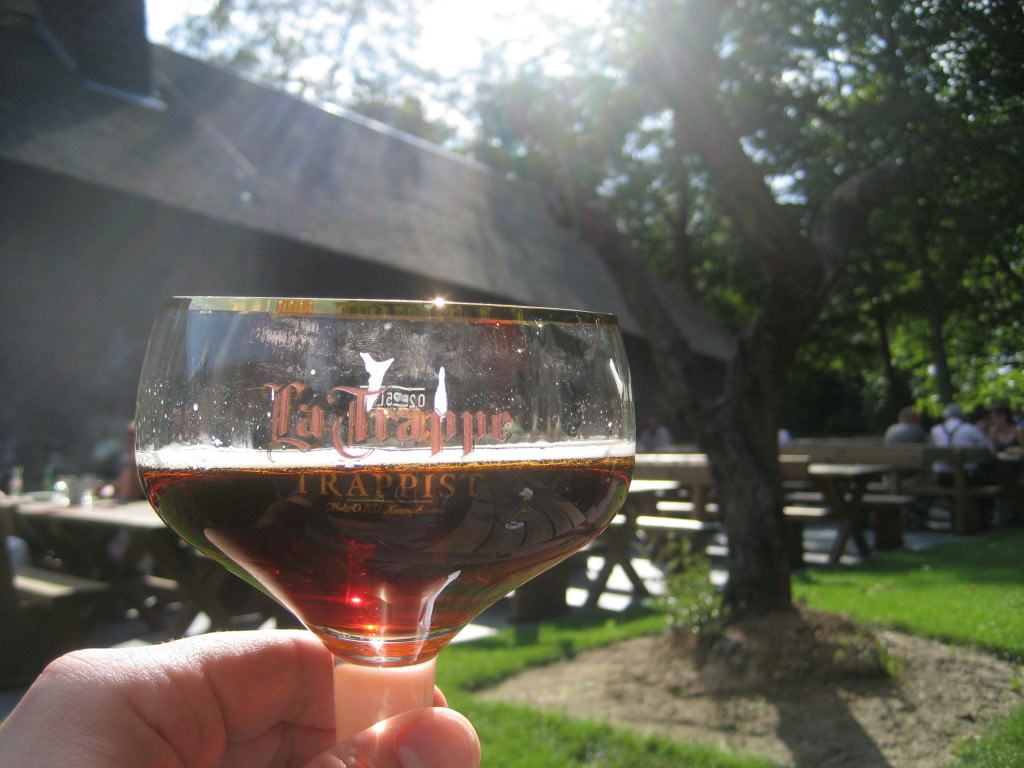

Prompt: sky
[
  {"left": 144, "top": 0, "right": 608, "bottom": 136},
  {"left": 145, "top": 0, "right": 607, "bottom": 79}
]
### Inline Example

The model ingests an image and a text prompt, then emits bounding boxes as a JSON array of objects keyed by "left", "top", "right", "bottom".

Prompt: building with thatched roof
[{"left": 0, "top": 0, "right": 651, "bottom": 482}]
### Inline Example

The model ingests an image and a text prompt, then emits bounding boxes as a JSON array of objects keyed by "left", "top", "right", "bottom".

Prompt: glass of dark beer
[{"left": 135, "top": 297, "right": 635, "bottom": 738}]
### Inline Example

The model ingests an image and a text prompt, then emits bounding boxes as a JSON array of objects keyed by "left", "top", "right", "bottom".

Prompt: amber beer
[{"left": 139, "top": 450, "right": 632, "bottom": 664}]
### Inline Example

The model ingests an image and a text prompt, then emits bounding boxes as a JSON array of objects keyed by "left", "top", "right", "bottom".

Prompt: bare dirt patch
[{"left": 479, "top": 607, "right": 1022, "bottom": 767}]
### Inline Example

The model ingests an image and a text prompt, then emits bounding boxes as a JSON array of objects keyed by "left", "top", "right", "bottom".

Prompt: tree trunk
[
  {"left": 902, "top": 145, "right": 955, "bottom": 406},
  {"left": 700, "top": 405, "right": 792, "bottom": 615},
  {"left": 576, "top": 205, "right": 799, "bottom": 620},
  {"left": 870, "top": 293, "right": 910, "bottom": 416},
  {"left": 911, "top": 224, "right": 954, "bottom": 405},
  {"left": 574, "top": 160, "right": 907, "bottom": 621}
]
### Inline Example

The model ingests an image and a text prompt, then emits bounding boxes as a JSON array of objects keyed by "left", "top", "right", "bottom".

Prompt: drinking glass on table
[{"left": 134, "top": 297, "right": 635, "bottom": 738}]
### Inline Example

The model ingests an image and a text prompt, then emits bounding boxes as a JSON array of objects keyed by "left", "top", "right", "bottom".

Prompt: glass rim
[{"left": 166, "top": 296, "right": 621, "bottom": 325}]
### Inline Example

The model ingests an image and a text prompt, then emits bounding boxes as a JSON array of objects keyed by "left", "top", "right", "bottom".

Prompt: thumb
[{"left": 304, "top": 707, "right": 481, "bottom": 768}]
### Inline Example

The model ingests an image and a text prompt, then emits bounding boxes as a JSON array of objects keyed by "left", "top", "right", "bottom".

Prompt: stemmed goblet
[{"left": 135, "top": 297, "right": 635, "bottom": 738}]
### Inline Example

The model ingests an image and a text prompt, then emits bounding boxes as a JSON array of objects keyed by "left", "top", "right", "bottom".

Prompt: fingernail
[{"left": 394, "top": 709, "right": 478, "bottom": 768}]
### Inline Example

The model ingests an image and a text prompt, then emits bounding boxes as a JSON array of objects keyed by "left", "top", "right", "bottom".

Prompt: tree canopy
[{"left": 470, "top": 0, "right": 1023, "bottom": 432}]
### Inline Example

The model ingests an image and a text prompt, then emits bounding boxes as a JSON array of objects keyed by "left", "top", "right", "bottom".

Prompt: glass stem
[{"left": 332, "top": 656, "right": 437, "bottom": 739}]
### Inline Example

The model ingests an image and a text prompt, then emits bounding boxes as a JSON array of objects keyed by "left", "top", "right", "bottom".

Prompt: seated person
[
  {"left": 107, "top": 421, "right": 145, "bottom": 501},
  {"left": 884, "top": 406, "right": 926, "bottom": 444},
  {"left": 637, "top": 417, "right": 674, "bottom": 452},
  {"left": 5, "top": 533, "right": 30, "bottom": 569},
  {"left": 988, "top": 402, "right": 1021, "bottom": 453},
  {"left": 928, "top": 403, "right": 992, "bottom": 485}
]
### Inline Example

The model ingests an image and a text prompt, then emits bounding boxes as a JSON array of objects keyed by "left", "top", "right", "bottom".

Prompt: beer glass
[{"left": 135, "top": 297, "right": 634, "bottom": 738}]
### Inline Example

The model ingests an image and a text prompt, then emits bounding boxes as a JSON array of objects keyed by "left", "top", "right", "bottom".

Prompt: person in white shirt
[{"left": 928, "top": 403, "right": 991, "bottom": 483}]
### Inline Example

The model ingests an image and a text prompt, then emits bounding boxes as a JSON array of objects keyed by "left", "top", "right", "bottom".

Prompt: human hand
[{"left": 0, "top": 630, "right": 480, "bottom": 768}]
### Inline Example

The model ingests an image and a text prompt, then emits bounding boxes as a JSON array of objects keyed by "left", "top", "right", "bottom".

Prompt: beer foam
[{"left": 137, "top": 440, "right": 635, "bottom": 471}]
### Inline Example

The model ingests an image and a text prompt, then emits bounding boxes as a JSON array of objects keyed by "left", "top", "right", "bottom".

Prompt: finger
[
  {"left": 126, "top": 630, "right": 337, "bottom": 766},
  {"left": 304, "top": 707, "right": 481, "bottom": 768},
  {"left": 125, "top": 632, "right": 450, "bottom": 766},
  {"left": 174, "top": 630, "right": 336, "bottom": 737}
]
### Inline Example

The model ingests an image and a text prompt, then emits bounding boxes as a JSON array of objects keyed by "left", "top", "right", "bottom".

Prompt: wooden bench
[
  {"left": 655, "top": 497, "right": 837, "bottom": 568},
  {"left": 1, "top": 503, "right": 111, "bottom": 685},
  {"left": 513, "top": 502, "right": 673, "bottom": 619},
  {"left": 653, "top": 499, "right": 718, "bottom": 516},
  {"left": 565, "top": 476, "right": 709, "bottom": 610},
  {"left": 906, "top": 481, "right": 1001, "bottom": 523},
  {"left": 636, "top": 514, "right": 717, "bottom": 533},
  {"left": 659, "top": 488, "right": 912, "bottom": 562},
  {"left": 901, "top": 447, "right": 1003, "bottom": 534},
  {"left": 784, "top": 489, "right": 916, "bottom": 549},
  {"left": 14, "top": 566, "right": 109, "bottom": 602},
  {"left": 634, "top": 510, "right": 720, "bottom": 567},
  {"left": 860, "top": 493, "right": 916, "bottom": 549}
]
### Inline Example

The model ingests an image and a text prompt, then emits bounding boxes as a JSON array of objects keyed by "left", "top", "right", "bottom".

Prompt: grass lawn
[
  {"left": 438, "top": 526, "right": 1024, "bottom": 768},
  {"left": 792, "top": 527, "right": 1024, "bottom": 659}
]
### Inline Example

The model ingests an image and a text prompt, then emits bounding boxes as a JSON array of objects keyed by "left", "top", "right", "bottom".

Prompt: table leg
[
  {"left": 137, "top": 532, "right": 236, "bottom": 634},
  {"left": 584, "top": 500, "right": 650, "bottom": 607},
  {"left": 845, "top": 485, "right": 873, "bottom": 557},
  {"left": 691, "top": 484, "right": 706, "bottom": 517},
  {"left": 821, "top": 480, "right": 872, "bottom": 565},
  {"left": 17, "top": 518, "right": 166, "bottom": 625}
]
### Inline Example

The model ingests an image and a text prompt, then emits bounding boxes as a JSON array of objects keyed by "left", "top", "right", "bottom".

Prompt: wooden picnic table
[
  {"left": 786, "top": 441, "right": 1020, "bottom": 533},
  {"left": 633, "top": 452, "right": 811, "bottom": 517},
  {"left": 19, "top": 499, "right": 166, "bottom": 529},
  {"left": 575, "top": 478, "right": 683, "bottom": 608},
  {"left": 14, "top": 500, "right": 287, "bottom": 635},
  {"left": 636, "top": 453, "right": 900, "bottom": 566},
  {"left": 806, "top": 462, "right": 891, "bottom": 565},
  {"left": 1, "top": 497, "right": 113, "bottom": 685}
]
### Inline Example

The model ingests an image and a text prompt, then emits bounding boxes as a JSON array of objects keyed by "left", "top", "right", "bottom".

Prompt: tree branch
[
  {"left": 566, "top": 200, "right": 734, "bottom": 429},
  {"left": 577, "top": 203, "right": 733, "bottom": 355},
  {"left": 810, "top": 159, "right": 910, "bottom": 288},
  {"left": 645, "top": 2, "right": 810, "bottom": 280}
]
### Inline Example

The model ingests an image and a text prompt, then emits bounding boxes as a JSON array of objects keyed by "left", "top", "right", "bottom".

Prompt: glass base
[
  {"left": 312, "top": 623, "right": 457, "bottom": 666},
  {"left": 332, "top": 655, "right": 437, "bottom": 739}
]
